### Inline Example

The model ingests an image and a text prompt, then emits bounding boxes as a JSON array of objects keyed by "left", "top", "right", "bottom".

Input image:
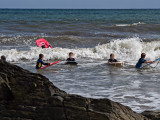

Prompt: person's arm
[
  {"left": 115, "top": 59, "right": 118, "bottom": 62},
  {"left": 108, "top": 59, "right": 118, "bottom": 65},
  {"left": 108, "top": 59, "right": 112, "bottom": 64},
  {"left": 41, "top": 60, "right": 50, "bottom": 65},
  {"left": 72, "top": 58, "right": 75, "bottom": 61},
  {"left": 48, "top": 44, "right": 52, "bottom": 48},
  {"left": 65, "top": 58, "right": 69, "bottom": 64},
  {"left": 108, "top": 61, "right": 117, "bottom": 65},
  {"left": 66, "top": 58, "right": 69, "bottom": 61},
  {"left": 145, "top": 60, "right": 154, "bottom": 64},
  {"left": 108, "top": 62, "right": 117, "bottom": 65}
]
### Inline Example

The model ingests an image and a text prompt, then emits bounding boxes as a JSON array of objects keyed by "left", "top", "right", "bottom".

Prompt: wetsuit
[
  {"left": 136, "top": 58, "right": 146, "bottom": 68},
  {"left": 108, "top": 59, "right": 118, "bottom": 63},
  {"left": 66, "top": 58, "right": 75, "bottom": 62},
  {"left": 41, "top": 45, "right": 46, "bottom": 48},
  {"left": 36, "top": 58, "right": 49, "bottom": 69}
]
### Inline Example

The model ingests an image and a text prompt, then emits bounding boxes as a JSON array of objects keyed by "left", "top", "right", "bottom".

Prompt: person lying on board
[
  {"left": 41, "top": 44, "right": 52, "bottom": 49},
  {"left": 108, "top": 53, "right": 118, "bottom": 65},
  {"left": 66, "top": 52, "right": 75, "bottom": 62},
  {"left": 40, "top": 42, "right": 46, "bottom": 48},
  {"left": 136, "top": 53, "right": 154, "bottom": 68},
  {"left": 36, "top": 54, "right": 50, "bottom": 69}
]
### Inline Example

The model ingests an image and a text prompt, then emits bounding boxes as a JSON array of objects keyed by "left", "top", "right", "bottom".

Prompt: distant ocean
[
  {"left": 1, "top": 9, "right": 160, "bottom": 113},
  {"left": 1, "top": 9, "right": 160, "bottom": 48}
]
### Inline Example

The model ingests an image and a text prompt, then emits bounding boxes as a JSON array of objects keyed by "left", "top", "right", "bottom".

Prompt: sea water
[{"left": 0, "top": 9, "right": 160, "bottom": 112}]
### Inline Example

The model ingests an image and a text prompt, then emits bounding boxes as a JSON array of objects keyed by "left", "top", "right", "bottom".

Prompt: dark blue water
[
  {"left": 1, "top": 9, "right": 160, "bottom": 34},
  {"left": 1, "top": 9, "right": 160, "bottom": 48}
]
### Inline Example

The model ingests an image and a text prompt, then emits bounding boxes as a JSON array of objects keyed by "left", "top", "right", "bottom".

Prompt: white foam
[
  {"left": 115, "top": 24, "right": 131, "bottom": 27},
  {"left": 115, "top": 22, "right": 145, "bottom": 27},
  {"left": 1, "top": 37, "right": 160, "bottom": 63},
  {"left": 132, "top": 22, "right": 146, "bottom": 26}
]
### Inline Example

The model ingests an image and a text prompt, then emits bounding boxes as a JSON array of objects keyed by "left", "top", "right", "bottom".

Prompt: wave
[
  {"left": 115, "top": 22, "right": 146, "bottom": 27},
  {"left": 1, "top": 37, "right": 160, "bottom": 62}
]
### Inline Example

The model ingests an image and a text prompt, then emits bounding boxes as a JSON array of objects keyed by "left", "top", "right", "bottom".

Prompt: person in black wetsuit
[
  {"left": 66, "top": 52, "right": 75, "bottom": 62},
  {"left": 36, "top": 54, "right": 50, "bottom": 69},
  {"left": 108, "top": 53, "right": 118, "bottom": 65},
  {"left": 41, "top": 45, "right": 45, "bottom": 48},
  {"left": 41, "top": 42, "right": 46, "bottom": 49}
]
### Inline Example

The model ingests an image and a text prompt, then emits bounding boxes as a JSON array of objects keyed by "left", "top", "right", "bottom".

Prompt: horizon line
[{"left": 0, "top": 8, "right": 160, "bottom": 10}]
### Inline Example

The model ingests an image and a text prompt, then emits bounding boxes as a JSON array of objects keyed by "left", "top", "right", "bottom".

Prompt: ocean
[{"left": 0, "top": 9, "right": 160, "bottom": 112}]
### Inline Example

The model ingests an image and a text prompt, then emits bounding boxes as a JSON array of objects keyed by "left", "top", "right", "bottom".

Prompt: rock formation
[{"left": 0, "top": 61, "right": 157, "bottom": 120}]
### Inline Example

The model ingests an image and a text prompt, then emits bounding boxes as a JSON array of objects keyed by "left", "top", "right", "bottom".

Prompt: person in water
[
  {"left": 108, "top": 53, "right": 118, "bottom": 65},
  {"left": 136, "top": 53, "right": 154, "bottom": 68},
  {"left": 1, "top": 55, "right": 6, "bottom": 63},
  {"left": 41, "top": 45, "right": 45, "bottom": 48},
  {"left": 36, "top": 54, "right": 50, "bottom": 69},
  {"left": 40, "top": 42, "right": 46, "bottom": 49},
  {"left": 66, "top": 52, "right": 75, "bottom": 62},
  {"left": 41, "top": 44, "right": 52, "bottom": 49}
]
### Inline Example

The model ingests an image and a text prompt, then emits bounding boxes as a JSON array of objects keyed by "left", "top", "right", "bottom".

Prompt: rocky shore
[{"left": 0, "top": 61, "right": 159, "bottom": 120}]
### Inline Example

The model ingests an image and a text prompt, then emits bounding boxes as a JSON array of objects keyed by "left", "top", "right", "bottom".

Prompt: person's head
[
  {"left": 41, "top": 45, "right": 45, "bottom": 48},
  {"left": 110, "top": 53, "right": 115, "bottom": 59},
  {"left": 41, "top": 42, "right": 45, "bottom": 48},
  {"left": 1, "top": 55, "right": 6, "bottom": 62},
  {"left": 39, "top": 54, "right": 44, "bottom": 59},
  {"left": 141, "top": 53, "right": 146, "bottom": 59},
  {"left": 69, "top": 52, "right": 74, "bottom": 58}
]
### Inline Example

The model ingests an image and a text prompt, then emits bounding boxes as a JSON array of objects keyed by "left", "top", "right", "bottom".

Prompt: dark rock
[
  {"left": 0, "top": 76, "right": 14, "bottom": 101},
  {"left": 142, "top": 111, "right": 160, "bottom": 120},
  {"left": 0, "top": 61, "right": 151, "bottom": 120}
]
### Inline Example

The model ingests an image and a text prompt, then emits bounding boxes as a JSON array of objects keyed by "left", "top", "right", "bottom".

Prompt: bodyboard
[
  {"left": 40, "top": 61, "right": 60, "bottom": 69},
  {"left": 108, "top": 62, "right": 124, "bottom": 67},
  {"left": 36, "top": 38, "right": 53, "bottom": 48},
  {"left": 66, "top": 61, "right": 78, "bottom": 65},
  {"left": 141, "top": 58, "right": 160, "bottom": 68}
]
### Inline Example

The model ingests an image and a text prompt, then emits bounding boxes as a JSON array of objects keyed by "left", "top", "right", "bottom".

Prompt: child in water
[
  {"left": 66, "top": 52, "right": 75, "bottom": 62},
  {"left": 108, "top": 53, "right": 118, "bottom": 65},
  {"left": 1, "top": 55, "right": 6, "bottom": 62},
  {"left": 36, "top": 54, "right": 50, "bottom": 69},
  {"left": 136, "top": 53, "right": 154, "bottom": 68}
]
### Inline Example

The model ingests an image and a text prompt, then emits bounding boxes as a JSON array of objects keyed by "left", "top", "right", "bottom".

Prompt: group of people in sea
[
  {"left": 36, "top": 52, "right": 75, "bottom": 69},
  {"left": 0, "top": 51, "right": 154, "bottom": 69},
  {"left": 35, "top": 51, "right": 154, "bottom": 69},
  {"left": 109, "top": 53, "right": 154, "bottom": 68},
  {"left": 0, "top": 38, "right": 155, "bottom": 69}
]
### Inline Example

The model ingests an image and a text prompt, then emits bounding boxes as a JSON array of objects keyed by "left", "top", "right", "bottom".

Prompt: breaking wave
[
  {"left": 1, "top": 37, "right": 160, "bottom": 62},
  {"left": 115, "top": 22, "right": 146, "bottom": 27}
]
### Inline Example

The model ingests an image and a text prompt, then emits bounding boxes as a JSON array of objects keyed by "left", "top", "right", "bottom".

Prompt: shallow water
[
  {"left": 1, "top": 9, "right": 160, "bottom": 113},
  {"left": 14, "top": 58, "right": 160, "bottom": 113}
]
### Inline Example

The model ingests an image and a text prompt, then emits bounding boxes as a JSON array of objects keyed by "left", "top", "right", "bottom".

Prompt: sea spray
[{"left": 1, "top": 37, "right": 160, "bottom": 62}]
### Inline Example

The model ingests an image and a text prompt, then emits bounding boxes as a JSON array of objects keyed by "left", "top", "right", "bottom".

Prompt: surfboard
[
  {"left": 40, "top": 61, "right": 60, "bottom": 69},
  {"left": 108, "top": 62, "right": 124, "bottom": 67},
  {"left": 154, "top": 58, "right": 160, "bottom": 62},
  {"left": 141, "top": 58, "right": 160, "bottom": 68},
  {"left": 65, "top": 61, "right": 78, "bottom": 65},
  {"left": 36, "top": 38, "right": 53, "bottom": 48}
]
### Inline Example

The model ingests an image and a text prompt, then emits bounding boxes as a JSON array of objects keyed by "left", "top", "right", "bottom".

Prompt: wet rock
[
  {"left": 0, "top": 61, "right": 151, "bottom": 120},
  {"left": 142, "top": 111, "right": 160, "bottom": 120},
  {"left": 0, "top": 76, "right": 13, "bottom": 101}
]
